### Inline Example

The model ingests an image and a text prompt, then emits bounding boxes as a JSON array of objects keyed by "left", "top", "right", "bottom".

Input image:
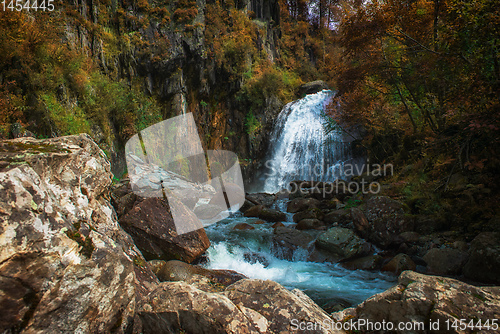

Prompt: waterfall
[
  {"left": 202, "top": 92, "right": 394, "bottom": 310},
  {"left": 262, "top": 90, "right": 352, "bottom": 193}
]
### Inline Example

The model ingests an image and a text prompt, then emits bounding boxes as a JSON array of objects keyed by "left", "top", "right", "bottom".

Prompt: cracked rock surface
[{"left": 0, "top": 135, "right": 155, "bottom": 333}]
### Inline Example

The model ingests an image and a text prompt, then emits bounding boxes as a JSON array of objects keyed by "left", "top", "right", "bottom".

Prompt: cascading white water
[
  {"left": 263, "top": 90, "right": 351, "bottom": 193},
  {"left": 202, "top": 92, "right": 394, "bottom": 310},
  {"left": 204, "top": 214, "right": 396, "bottom": 310}
]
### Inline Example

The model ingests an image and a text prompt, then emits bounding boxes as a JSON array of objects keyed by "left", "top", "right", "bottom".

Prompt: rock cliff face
[{"left": 63, "top": 0, "right": 283, "bottom": 177}]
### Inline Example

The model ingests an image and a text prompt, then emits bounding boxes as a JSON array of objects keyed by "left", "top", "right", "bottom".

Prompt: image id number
[{"left": 2, "top": 0, "right": 55, "bottom": 12}]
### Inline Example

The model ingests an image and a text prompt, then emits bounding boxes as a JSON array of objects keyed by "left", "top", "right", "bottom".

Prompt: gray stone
[
  {"left": 315, "top": 227, "right": 372, "bottom": 261},
  {"left": 333, "top": 271, "right": 500, "bottom": 334},
  {"left": 287, "top": 198, "right": 320, "bottom": 213},
  {"left": 463, "top": 232, "right": 500, "bottom": 284},
  {"left": 0, "top": 135, "right": 144, "bottom": 333},
  {"left": 423, "top": 248, "right": 469, "bottom": 275},
  {"left": 224, "top": 279, "right": 344, "bottom": 334}
]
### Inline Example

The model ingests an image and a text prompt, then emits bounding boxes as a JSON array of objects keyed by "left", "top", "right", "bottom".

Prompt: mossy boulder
[{"left": 315, "top": 227, "right": 372, "bottom": 261}]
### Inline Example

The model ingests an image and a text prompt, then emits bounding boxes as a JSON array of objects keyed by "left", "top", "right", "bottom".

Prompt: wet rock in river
[
  {"left": 287, "top": 198, "right": 320, "bottom": 213},
  {"left": 244, "top": 205, "right": 287, "bottom": 222},
  {"left": 315, "top": 227, "right": 372, "bottom": 261},
  {"left": 296, "top": 218, "right": 326, "bottom": 230},
  {"left": 233, "top": 223, "right": 256, "bottom": 230}
]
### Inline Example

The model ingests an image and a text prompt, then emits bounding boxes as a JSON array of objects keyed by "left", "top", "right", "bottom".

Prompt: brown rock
[
  {"left": 333, "top": 271, "right": 500, "bottom": 334},
  {"left": 286, "top": 198, "right": 320, "bottom": 213},
  {"left": 243, "top": 205, "right": 286, "bottom": 222},
  {"left": 463, "top": 232, "right": 500, "bottom": 284},
  {"left": 233, "top": 223, "right": 255, "bottom": 230},
  {"left": 296, "top": 218, "right": 326, "bottom": 230},
  {"left": 423, "top": 248, "right": 469, "bottom": 275},
  {"left": 382, "top": 253, "right": 416, "bottom": 275},
  {"left": 119, "top": 197, "right": 210, "bottom": 263},
  {"left": 224, "top": 279, "right": 344, "bottom": 334}
]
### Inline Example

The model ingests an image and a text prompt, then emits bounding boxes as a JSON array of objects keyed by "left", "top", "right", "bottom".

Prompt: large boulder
[
  {"left": 224, "top": 279, "right": 344, "bottom": 334},
  {"left": 315, "top": 227, "right": 372, "bottom": 261},
  {"left": 139, "top": 281, "right": 266, "bottom": 333},
  {"left": 0, "top": 135, "right": 146, "bottom": 333},
  {"left": 423, "top": 247, "right": 469, "bottom": 276},
  {"left": 463, "top": 232, "right": 500, "bottom": 284},
  {"left": 333, "top": 271, "right": 500, "bottom": 334},
  {"left": 119, "top": 197, "right": 210, "bottom": 263},
  {"left": 353, "top": 196, "right": 414, "bottom": 248}
]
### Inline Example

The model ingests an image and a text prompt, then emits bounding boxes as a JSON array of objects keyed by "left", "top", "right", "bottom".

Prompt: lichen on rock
[{"left": 0, "top": 135, "right": 154, "bottom": 333}]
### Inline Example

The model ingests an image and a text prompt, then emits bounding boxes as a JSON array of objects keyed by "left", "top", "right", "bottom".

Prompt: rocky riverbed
[{"left": 0, "top": 135, "right": 499, "bottom": 333}]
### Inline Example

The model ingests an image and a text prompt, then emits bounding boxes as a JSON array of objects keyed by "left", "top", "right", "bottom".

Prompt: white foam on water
[
  {"left": 204, "top": 218, "right": 396, "bottom": 308},
  {"left": 263, "top": 90, "right": 352, "bottom": 193}
]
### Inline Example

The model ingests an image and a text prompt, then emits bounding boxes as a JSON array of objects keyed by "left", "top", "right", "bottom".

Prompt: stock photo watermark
[
  {"left": 265, "top": 159, "right": 394, "bottom": 195},
  {"left": 125, "top": 113, "right": 246, "bottom": 236}
]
